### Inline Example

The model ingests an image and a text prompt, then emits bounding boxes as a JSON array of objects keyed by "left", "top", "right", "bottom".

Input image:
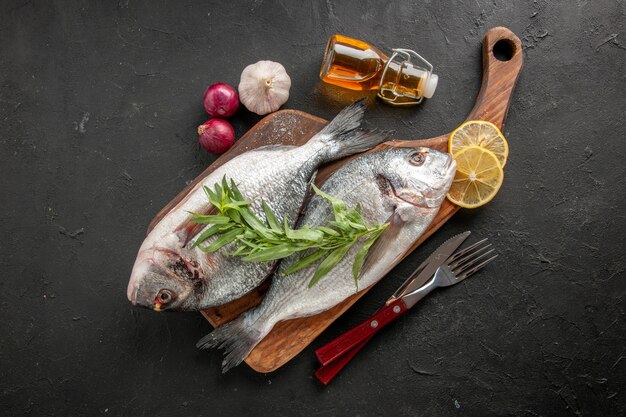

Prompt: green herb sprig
[{"left": 189, "top": 177, "right": 388, "bottom": 287}]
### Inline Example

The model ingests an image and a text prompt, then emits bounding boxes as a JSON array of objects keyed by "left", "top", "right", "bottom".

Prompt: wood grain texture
[{"left": 148, "top": 27, "right": 523, "bottom": 372}]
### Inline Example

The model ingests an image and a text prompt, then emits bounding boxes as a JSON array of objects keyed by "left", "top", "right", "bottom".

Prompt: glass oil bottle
[{"left": 320, "top": 34, "right": 438, "bottom": 105}]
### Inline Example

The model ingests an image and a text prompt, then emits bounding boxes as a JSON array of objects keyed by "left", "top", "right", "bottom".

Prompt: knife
[
  {"left": 314, "top": 231, "right": 471, "bottom": 384},
  {"left": 387, "top": 230, "right": 471, "bottom": 305}
]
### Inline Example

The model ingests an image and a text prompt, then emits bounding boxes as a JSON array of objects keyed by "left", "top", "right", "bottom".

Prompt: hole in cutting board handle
[{"left": 492, "top": 39, "right": 516, "bottom": 61}]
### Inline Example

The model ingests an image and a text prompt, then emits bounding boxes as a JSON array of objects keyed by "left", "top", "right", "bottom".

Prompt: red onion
[
  {"left": 202, "top": 83, "right": 239, "bottom": 118},
  {"left": 198, "top": 119, "right": 235, "bottom": 154}
]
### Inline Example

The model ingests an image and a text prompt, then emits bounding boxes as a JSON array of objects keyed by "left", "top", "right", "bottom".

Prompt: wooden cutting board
[{"left": 148, "top": 27, "right": 523, "bottom": 372}]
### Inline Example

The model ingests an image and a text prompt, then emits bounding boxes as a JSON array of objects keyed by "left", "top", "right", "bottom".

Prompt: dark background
[{"left": 1, "top": 1, "right": 625, "bottom": 416}]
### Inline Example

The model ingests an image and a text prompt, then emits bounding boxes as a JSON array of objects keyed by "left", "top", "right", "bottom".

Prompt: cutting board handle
[
  {"left": 388, "top": 27, "right": 522, "bottom": 150},
  {"left": 466, "top": 27, "right": 523, "bottom": 129}
]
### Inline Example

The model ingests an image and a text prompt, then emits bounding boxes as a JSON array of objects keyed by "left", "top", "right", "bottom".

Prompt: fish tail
[
  {"left": 311, "top": 99, "right": 392, "bottom": 161},
  {"left": 196, "top": 311, "right": 272, "bottom": 373},
  {"left": 317, "top": 99, "right": 367, "bottom": 138},
  {"left": 330, "top": 128, "right": 393, "bottom": 159}
]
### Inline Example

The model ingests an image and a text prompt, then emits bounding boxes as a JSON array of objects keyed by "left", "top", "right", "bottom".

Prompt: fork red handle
[{"left": 314, "top": 298, "right": 408, "bottom": 384}]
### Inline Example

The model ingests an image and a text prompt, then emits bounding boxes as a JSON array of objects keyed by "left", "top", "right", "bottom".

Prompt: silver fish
[
  {"left": 127, "top": 101, "right": 389, "bottom": 311},
  {"left": 197, "top": 146, "right": 456, "bottom": 372}
]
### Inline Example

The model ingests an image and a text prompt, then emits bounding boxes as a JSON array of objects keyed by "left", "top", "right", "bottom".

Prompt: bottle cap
[{"left": 422, "top": 73, "right": 438, "bottom": 99}]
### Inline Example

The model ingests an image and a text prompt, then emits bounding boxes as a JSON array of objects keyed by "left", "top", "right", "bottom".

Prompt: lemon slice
[
  {"left": 447, "top": 146, "right": 504, "bottom": 208},
  {"left": 449, "top": 120, "right": 509, "bottom": 167}
]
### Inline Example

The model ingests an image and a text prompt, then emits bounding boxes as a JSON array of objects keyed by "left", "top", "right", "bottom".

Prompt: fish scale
[
  {"left": 197, "top": 146, "right": 457, "bottom": 372},
  {"left": 127, "top": 101, "right": 390, "bottom": 311}
]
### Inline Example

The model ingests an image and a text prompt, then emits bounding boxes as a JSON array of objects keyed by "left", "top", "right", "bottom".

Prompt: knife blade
[{"left": 387, "top": 230, "right": 471, "bottom": 304}]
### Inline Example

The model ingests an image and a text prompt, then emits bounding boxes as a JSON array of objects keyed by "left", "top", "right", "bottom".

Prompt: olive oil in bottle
[
  {"left": 320, "top": 34, "right": 438, "bottom": 105},
  {"left": 320, "top": 34, "right": 387, "bottom": 91}
]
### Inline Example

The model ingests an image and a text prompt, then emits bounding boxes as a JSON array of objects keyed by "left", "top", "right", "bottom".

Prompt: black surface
[{"left": 1, "top": 1, "right": 625, "bottom": 416}]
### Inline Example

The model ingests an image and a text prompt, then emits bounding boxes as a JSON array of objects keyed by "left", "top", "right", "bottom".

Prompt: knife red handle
[
  {"left": 314, "top": 335, "right": 373, "bottom": 384},
  {"left": 314, "top": 298, "right": 408, "bottom": 371}
]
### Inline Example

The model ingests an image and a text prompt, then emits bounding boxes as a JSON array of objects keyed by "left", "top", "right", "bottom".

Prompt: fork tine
[
  {"left": 447, "top": 238, "right": 488, "bottom": 263},
  {"left": 453, "top": 248, "right": 496, "bottom": 275},
  {"left": 449, "top": 242, "right": 492, "bottom": 269},
  {"left": 447, "top": 238, "right": 488, "bottom": 264},
  {"left": 458, "top": 254, "right": 498, "bottom": 279}
]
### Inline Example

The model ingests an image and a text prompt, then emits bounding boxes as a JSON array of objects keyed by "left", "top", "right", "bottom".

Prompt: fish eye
[
  {"left": 156, "top": 289, "right": 174, "bottom": 304},
  {"left": 410, "top": 151, "right": 428, "bottom": 166}
]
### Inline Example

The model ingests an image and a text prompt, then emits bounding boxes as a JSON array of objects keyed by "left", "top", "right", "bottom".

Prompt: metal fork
[{"left": 399, "top": 238, "right": 498, "bottom": 307}]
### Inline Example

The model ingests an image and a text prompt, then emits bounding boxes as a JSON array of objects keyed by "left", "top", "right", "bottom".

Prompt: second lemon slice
[
  {"left": 449, "top": 120, "right": 509, "bottom": 167},
  {"left": 447, "top": 146, "right": 504, "bottom": 208}
]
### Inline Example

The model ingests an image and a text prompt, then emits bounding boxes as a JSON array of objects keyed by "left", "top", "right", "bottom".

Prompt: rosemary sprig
[{"left": 189, "top": 177, "right": 388, "bottom": 287}]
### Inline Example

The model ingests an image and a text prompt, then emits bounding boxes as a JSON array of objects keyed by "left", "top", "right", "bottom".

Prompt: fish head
[
  {"left": 127, "top": 241, "right": 203, "bottom": 312},
  {"left": 378, "top": 147, "right": 456, "bottom": 210}
]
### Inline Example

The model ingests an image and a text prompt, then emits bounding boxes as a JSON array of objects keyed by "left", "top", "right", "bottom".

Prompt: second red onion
[{"left": 198, "top": 119, "right": 235, "bottom": 154}]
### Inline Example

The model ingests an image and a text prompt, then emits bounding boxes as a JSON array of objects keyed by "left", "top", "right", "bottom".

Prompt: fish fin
[
  {"left": 309, "top": 99, "right": 392, "bottom": 161},
  {"left": 308, "top": 170, "right": 318, "bottom": 188},
  {"left": 358, "top": 210, "right": 406, "bottom": 279},
  {"left": 329, "top": 128, "right": 393, "bottom": 160},
  {"left": 297, "top": 171, "right": 318, "bottom": 220},
  {"left": 316, "top": 99, "right": 367, "bottom": 138},
  {"left": 175, "top": 204, "right": 218, "bottom": 246},
  {"left": 196, "top": 313, "right": 271, "bottom": 373}
]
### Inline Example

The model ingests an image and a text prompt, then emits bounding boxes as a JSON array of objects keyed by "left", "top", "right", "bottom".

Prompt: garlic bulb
[{"left": 238, "top": 60, "right": 291, "bottom": 115}]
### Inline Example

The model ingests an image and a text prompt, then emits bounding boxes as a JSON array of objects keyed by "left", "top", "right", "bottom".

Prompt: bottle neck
[{"left": 378, "top": 49, "right": 437, "bottom": 105}]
